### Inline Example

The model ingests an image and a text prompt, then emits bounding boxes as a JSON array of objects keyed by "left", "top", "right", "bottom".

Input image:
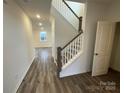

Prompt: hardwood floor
[{"left": 17, "top": 48, "right": 120, "bottom": 93}]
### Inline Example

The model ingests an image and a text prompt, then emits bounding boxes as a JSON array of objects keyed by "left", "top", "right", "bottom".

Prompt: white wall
[
  {"left": 3, "top": 1, "right": 35, "bottom": 93},
  {"left": 33, "top": 28, "right": 52, "bottom": 47},
  {"left": 106, "top": 0, "right": 120, "bottom": 22}
]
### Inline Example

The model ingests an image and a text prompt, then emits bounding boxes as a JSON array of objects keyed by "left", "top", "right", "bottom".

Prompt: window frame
[{"left": 40, "top": 31, "right": 47, "bottom": 42}]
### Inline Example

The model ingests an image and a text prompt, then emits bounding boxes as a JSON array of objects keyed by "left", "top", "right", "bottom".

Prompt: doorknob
[{"left": 94, "top": 53, "right": 99, "bottom": 55}]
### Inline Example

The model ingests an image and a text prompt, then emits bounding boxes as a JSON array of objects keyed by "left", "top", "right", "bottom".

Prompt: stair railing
[
  {"left": 62, "top": 0, "right": 83, "bottom": 32},
  {"left": 56, "top": 0, "right": 83, "bottom": 77},
  {"left": 57, "top": 31, "right": 83, "bottom": 76},
  {"left": 52, "top": 0, "right": 83, "bottom": 31}
]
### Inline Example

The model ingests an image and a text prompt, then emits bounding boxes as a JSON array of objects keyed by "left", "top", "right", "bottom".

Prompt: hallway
[
  {"left": 16, "top": 48, "right": 120, "bottom": 93},
  {"left": 17, "top": 48, "right": 58, "bottom": 93},
  {"left": 3, "top": 0, "right": 120, "bottom": 93}
]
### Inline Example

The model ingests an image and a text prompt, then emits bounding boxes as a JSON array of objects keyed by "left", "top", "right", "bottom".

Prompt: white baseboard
[
  {"left": 60, "top": 70, "right": 90, "bottom": 78},
  {"left": 14, "top": 56, "right": 35, "bottom": 93}
]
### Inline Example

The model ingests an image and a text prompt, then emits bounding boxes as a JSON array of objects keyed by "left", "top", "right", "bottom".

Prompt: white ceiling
[
  {"left": 14, "top": 0, "right": 118, "bottom": 31},
  {"left": 15, "top": 0, "right": 52, "bottom": 31}
]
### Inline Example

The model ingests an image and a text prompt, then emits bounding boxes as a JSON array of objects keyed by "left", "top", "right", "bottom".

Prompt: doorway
[{"left": 92, "top": 21, "right": 120, "bottom": 76}]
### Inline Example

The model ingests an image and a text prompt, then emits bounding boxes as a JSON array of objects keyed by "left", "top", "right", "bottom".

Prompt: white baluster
[
  {"left": 78, "top": 35, "right": 80, "bottom": 51},
  {"left": 67, "top": 45, "right": 69, "bottom": 62},
  {"left": 73, "top": 41, "right": 75, "bottom": 56},
  {"left": 72, "top": 40, "right": 74, "bottom": 58},
  {"left": 61, "top": 51, "right": 64, "bottom": 66},
  {"left": 64, "top": 49, "right": 66, "bottom": 64},
  {"left": 80, "top": 34, "right": 83, "bottom": 50},
  {"left": 65, "top": 47, "right": 67, "bottom": 63},
  {"left": 79, "top": 34, "right": 82, "bottom": 51},
  {"left": 69, "top": 43, "right": 71, "bottom": 60},
  {"left": 76, "top": 37, "right": 78, "bottom": 54}
]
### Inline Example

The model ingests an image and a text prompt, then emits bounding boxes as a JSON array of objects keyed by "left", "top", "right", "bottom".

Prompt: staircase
[{"left": 52, "top": 0, "right": 84, "bottom": 77}]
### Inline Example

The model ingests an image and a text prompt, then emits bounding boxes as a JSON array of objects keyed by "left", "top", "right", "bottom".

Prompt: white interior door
[{"left": 92, "top": 21, "right": 116, "bottom": 76}]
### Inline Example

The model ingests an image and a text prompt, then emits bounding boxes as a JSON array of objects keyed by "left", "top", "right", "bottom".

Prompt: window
[{"left": 40, "top": 32, "right": 47, "bottom": 41}]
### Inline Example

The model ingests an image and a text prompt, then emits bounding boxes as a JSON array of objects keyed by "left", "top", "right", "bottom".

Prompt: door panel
[{"left": 92, "top": 21, "right": 116, "bottom": 76}]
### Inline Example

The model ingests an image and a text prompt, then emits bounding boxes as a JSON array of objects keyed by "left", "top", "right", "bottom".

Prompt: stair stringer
[{"left": 60, "top": 50, "right": 89, "bottom": 78}]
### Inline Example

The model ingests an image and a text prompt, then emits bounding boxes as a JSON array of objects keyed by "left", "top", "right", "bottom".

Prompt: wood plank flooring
[{"left": 17, "top": 48, "right": 120, "bottom": 93}]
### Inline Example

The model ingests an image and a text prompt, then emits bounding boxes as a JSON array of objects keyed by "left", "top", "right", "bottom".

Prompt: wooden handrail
[
  {"left": 62, "top": 0, "right": 79, "bottom": 19},
  {"left": 62, "top": 31, "right": 83, "bottom": 50},
  {"left": 62, "top": 0, "right": 83, "bottom": 32}
]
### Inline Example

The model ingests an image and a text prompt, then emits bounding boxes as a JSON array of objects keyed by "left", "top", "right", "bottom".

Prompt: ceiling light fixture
[
  {"left": 36, "top": 14, "right": 41, "bottom": 19},
  {"left": 39, "top": 22, "right": 42, "bottom": 26}
]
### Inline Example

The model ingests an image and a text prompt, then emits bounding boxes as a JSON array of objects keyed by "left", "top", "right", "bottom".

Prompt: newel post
[
  {"left": 57, "top": 47, "right": 62, "bottom": 77},
  {"left": 78, "top": 16, "right": 83, "bottom": 32}
]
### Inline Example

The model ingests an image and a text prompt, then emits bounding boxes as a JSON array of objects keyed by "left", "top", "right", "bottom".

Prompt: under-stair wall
[{"left": 51, "top": 6, "right": 78, "bottom": 60}]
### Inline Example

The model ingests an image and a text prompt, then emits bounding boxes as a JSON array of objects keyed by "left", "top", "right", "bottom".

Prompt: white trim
[
  {"left": 54, "top": 59, "right": 57, "bottom": 66},
  {"left": 60, "top": 69, "right": 90, "bottom": 78},
  {"left": 34, "top": 46, "right": 52, "bottom": 48},
  {"left": 33, "top": 43, "right": 52, "bottom": 48},
  {"left": 14, "top": 56, "right": 35, "bottom": 93}
]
